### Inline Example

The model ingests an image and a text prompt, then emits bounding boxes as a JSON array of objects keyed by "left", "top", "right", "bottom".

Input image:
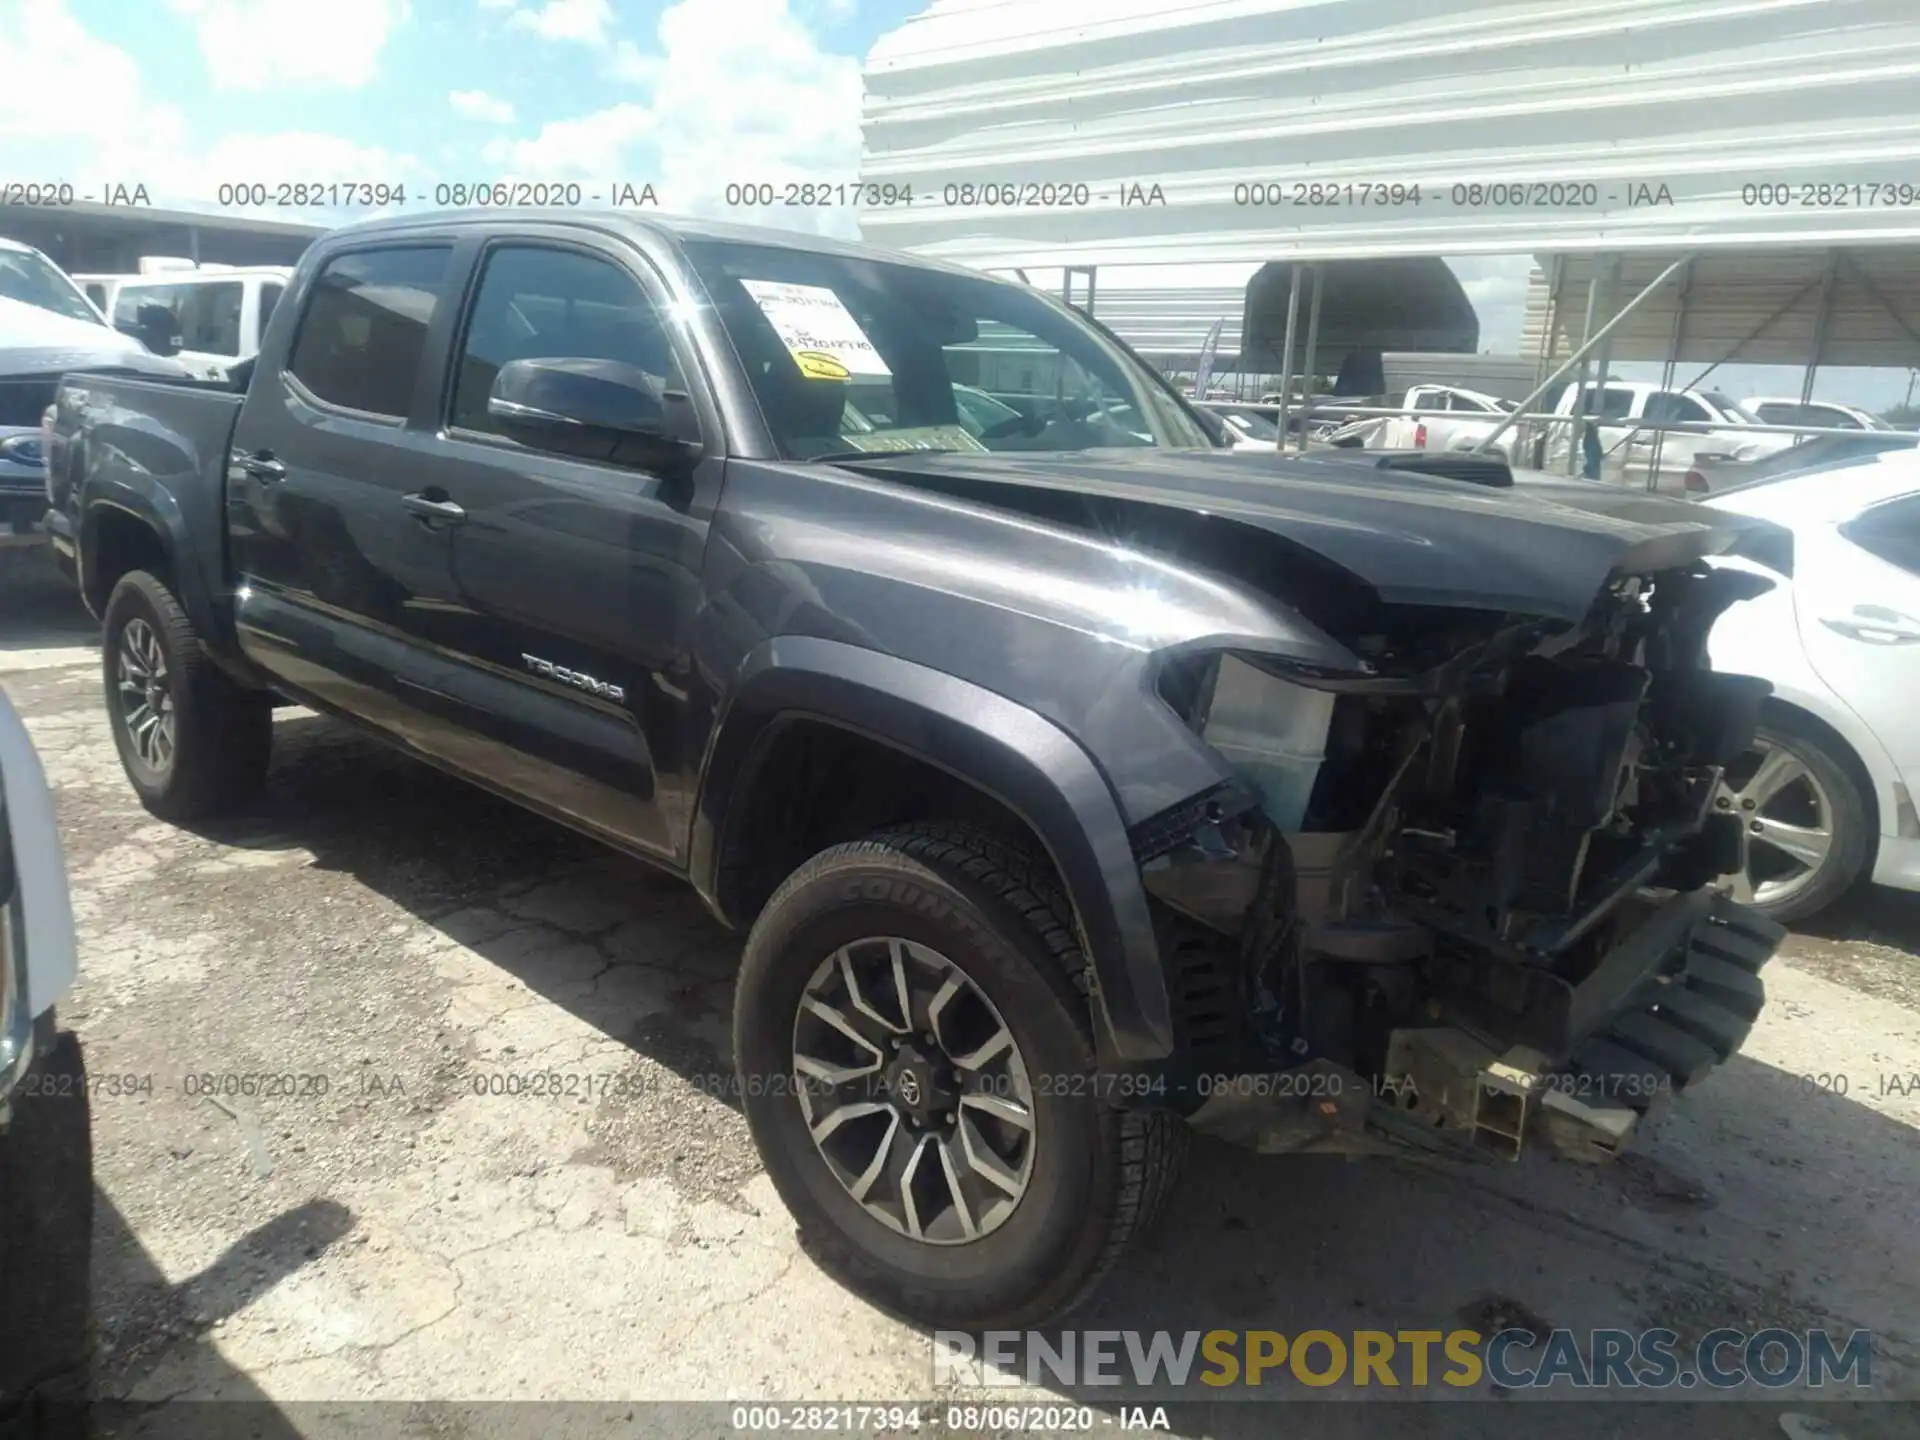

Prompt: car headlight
[{"left": 0, "top": 434, "right": 45, "bottom": 467}]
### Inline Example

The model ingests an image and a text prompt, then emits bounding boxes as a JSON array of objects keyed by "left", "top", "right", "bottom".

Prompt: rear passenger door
[
  {"left": 396, "top": 234, "right": 723, "bottom": 861},
  {"left": 227, "top": 242, "right": 464, "bottom": 724}
]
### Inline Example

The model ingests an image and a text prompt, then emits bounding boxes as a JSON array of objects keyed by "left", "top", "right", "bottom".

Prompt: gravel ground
[{"left": 0, "top": 553, "right": 1915, "bottom": 1439}]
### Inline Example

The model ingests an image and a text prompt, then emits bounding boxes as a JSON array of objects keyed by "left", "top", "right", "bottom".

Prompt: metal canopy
[
  {"left": 1522, "top": 247, "right": 1920, "bottom": 369},
  {"left": 859, "top": 0, "right": 1920, "bottom": 269},
  {"left": 0, "top": 201, "right": 324, "bottom": 273},
  {"left": 1241, "top": 258, "right": 1478, "bottom": 371}
]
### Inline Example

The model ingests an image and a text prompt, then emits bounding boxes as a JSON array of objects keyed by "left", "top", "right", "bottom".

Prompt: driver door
[{"left": 395, "top": 236, "right": 724, "bottom": 862}]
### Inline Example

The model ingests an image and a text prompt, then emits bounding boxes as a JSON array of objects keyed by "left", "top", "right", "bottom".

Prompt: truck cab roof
[{"left": 312, "top": 208, "right": 996, "bottom": 281}]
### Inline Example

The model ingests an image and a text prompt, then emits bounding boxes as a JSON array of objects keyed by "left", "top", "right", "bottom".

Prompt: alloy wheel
[
  {"left": 116, "top": 617, "right": 176, "bottom": 773},
  {"left": 1717, "top": 736, "right": 1836, "bottom": 910},
  {"left": 792, "top": 936, "right": 1036, "bottom": 1245}
]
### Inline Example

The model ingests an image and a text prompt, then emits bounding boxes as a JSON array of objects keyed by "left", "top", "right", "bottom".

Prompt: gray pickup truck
[{"left": 47, "top": 209, "right": 1788, "bottom": 1327}]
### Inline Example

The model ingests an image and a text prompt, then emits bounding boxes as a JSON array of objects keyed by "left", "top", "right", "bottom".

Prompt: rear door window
[{"left": 287, "top": 247, "right": 453, "bottom": 418}]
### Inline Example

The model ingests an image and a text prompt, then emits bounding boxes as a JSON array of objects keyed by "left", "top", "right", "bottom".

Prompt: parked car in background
[
  {"left": 1741, "top": 397, "right": 1891, "bottom": 432},
  {"left": 69, "top": 273, "right": 121, "bottom": 319},
  {"left": 1533, "top": 381, "right": 1794, "bottom": 492},
  {"left": 1323, "top": 383, "right": 1517, "bottom": 460},
  {"left": 99, "top": 267, "right": 291, "bottom": 384},
  {"left": 1684, "top": 430, "right": 1920, "bottom": 494},
  {"left": 0, "top": 684, "right": 80, "bottom": 1133},
  {"left": 1194, "top": 400, "right": 1281, "bottom": 451},
  {"left": 0, "top": 238, "right": 190, "bottom": 545},
  {"left": 1703, "top": 447, "right": 1920, "bottom": 920}
]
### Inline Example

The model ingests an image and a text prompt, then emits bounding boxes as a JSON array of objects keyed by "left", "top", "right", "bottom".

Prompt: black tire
[
  {"left": 734, "top": 820, "right": 1186, "bottom": 1329},
  {"left": 1729, "top": 716, "right": 1871, "bottom": 925},
  {"left": 102, "top": 570, "right": 272, "bottom": 821}
]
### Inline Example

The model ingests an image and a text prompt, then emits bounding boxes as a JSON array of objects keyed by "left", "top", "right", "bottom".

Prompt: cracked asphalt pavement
[{"left": 1, "top": 555, "right": 1917, "bottom": 1438}]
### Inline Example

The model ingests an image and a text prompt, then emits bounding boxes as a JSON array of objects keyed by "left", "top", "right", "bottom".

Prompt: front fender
[{"left": 691, "top": 635, "right": 1175, "bottom": 1064}]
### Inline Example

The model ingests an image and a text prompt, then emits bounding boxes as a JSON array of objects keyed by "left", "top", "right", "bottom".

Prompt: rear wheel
[
  {"left": 734, "top": 821, "right": 1186, "bottom": 1328},
  {"left": 1716, "top": 717, "right": 1869, "bottom": 924},
  {"left": 102, "top": 570, "right": 272, "bottom": 821}
]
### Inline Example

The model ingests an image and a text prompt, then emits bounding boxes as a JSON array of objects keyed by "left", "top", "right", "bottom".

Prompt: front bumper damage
[{"left": 1180, "top": 888, "right": 1783, "bottom": 1165}]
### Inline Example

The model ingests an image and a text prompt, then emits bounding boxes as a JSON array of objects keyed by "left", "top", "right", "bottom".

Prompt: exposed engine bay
[{"left": 1138, "top": 557, "right": 1787, "bottom": 1166}]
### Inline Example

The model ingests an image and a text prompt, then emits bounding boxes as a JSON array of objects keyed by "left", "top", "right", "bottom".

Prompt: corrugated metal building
[{"left": 859, "top": 0, "right": 1920, "bottom": 379}]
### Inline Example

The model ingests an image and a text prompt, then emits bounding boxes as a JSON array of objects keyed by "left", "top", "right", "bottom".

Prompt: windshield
[
  {"left": 1215, "top": 408, "right": 1279, "bottom": 440},
  {"left": 680, "top": 240, "right": 1213, "bottom": 459},
  {"left": 1701, "top": 391, "right": 1761, "bottom": 424},
  {"left": 0, "top": 246, "right": 105, "bottom": 326}
]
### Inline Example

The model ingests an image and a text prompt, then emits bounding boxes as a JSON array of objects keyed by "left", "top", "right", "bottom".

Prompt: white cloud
[
  {"left": 607, "top": 39, "right": 661, "bottom": 83},
  {"left": 2, "top": 0, "right": 419, "bottom": 216},
  {"left": 648, "top": 0, "right": 864, "bottom": 233},
  {"left": 1, "top": 0, "right": 189, "bottom": 170},
  {"left": 505, "top": 0, "right": 859, "bottom": 235},
  {"left": 481, "top": 103, "right": 657, "bottom": 179},
  {"left": 167, "top": 0, "right": 410, "bottom": 90},
  {"left": 451, "top": 89, "right": 516, "bottom": 123},
  {"left": 505, "top": 0, "right": 611, "bottom": 43}
]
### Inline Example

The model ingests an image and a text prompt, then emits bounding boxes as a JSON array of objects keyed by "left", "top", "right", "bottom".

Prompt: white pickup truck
[
  {"left": 1323, "top": 383, "right": 1518, "bottom": 459},
  {"left": 1538, "top": 381, "right": 1794, "bottom": 491}
]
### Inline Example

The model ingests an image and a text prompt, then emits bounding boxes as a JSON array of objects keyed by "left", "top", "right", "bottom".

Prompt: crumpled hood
[{"left": 833, "top": 447, "right": 1783, "bottom": 623}]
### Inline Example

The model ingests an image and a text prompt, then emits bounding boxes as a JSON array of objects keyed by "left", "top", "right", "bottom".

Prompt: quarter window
[{"left": 287, "top": 247, "right": 452, "bottom": 418}]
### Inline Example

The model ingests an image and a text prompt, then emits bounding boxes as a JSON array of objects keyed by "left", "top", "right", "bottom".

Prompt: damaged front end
[{"left": 1137, "top": 558, "right": 1786, "bottom": 1166}]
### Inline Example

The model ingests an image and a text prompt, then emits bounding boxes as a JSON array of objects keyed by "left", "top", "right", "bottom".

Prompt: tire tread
[{"left": 746, "top": 819, "right": 1186, "bottom": 1325}]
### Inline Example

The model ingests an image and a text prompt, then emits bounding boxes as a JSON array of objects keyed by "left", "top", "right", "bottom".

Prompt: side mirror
[
  {"left": 488, "top": 356, "right": 698, "bottom": 468},
  {"left": 116, "top": 302, "right": 181, "bottom": 358}
]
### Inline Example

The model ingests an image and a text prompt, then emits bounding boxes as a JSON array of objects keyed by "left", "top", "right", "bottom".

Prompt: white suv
[{"left": 99, "top": 268, "right": 292, "bottom": 383}]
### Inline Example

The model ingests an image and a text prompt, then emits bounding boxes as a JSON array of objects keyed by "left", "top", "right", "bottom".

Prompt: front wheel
[
  {"left": 1717, "top": 717, "right": 1870, "bottom": 924},
  {"left": 734, "top": 822, "right": 1185, "bottom": 1328},
  {"left": 102, "top": 570, "right": 272, "bottom": 822}
]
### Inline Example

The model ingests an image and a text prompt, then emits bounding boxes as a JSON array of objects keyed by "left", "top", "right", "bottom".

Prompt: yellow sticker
[{"left": 794, "top": 349, "right": 850, "bottom": 381}]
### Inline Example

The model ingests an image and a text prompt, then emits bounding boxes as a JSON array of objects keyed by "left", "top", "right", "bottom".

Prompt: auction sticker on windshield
[{"left": 740, "top": 280, "right": 892, "bottom": 379}]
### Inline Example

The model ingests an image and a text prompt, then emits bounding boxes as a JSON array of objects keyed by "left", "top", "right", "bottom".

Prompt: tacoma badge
[{"left": 521, "top": 654, "right": 625, "bottom": 703}]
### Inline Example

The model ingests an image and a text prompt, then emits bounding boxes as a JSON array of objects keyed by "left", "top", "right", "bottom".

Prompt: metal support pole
[
  {"left": 1273, "top": 265, "right": 1303, "bottom": 458},
  {"left": 1648, "top": 256, "right": 1693, "bottom": 491},
  {"left": 1800, "top": 249, "right": 1840, "bottom": 406},
  {"left": 188, "top": 225, "right": 201, "bottom": 266},
  {"left": 1586, "top": 255, "right": 1623, "bottom": 479},
  {"left": 1537, "top": 254, "right": 1566, "bottom": 389},
  {"left": 1062, "top": 265, "right": 1097, "bottom": 317},
  {"left": 1296, "top": 266, "right": 1323, "bottom": 452},
  {"left": 1468, "top": 254, "right": 1695, "bottom": 456},
  {"left": 1565, "top": 268, "right": 1603, "bottom": 474}
]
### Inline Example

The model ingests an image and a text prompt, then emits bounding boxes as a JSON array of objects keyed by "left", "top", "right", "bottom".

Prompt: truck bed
[{"left": 49, "top": 373, "right": 243, "bottom": 624}]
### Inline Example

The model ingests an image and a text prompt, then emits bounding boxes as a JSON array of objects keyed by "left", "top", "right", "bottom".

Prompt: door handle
[
  {"left": 1819, "top": 606, "right": 1920, "bottom": 644},
  {"left": 239, "top": 451, "right": 285, "bottom": 482},
  {"left": 402, "top": 492, "right": 466, "bottom": 526}
]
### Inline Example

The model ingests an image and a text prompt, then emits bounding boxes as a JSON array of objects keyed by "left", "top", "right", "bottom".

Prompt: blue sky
[
  {"left": 16, "top": 0, "right": 927, "bottom": 236},
  {"left": 9, "top": 0, "right": 1914, "bottom": 409}
]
